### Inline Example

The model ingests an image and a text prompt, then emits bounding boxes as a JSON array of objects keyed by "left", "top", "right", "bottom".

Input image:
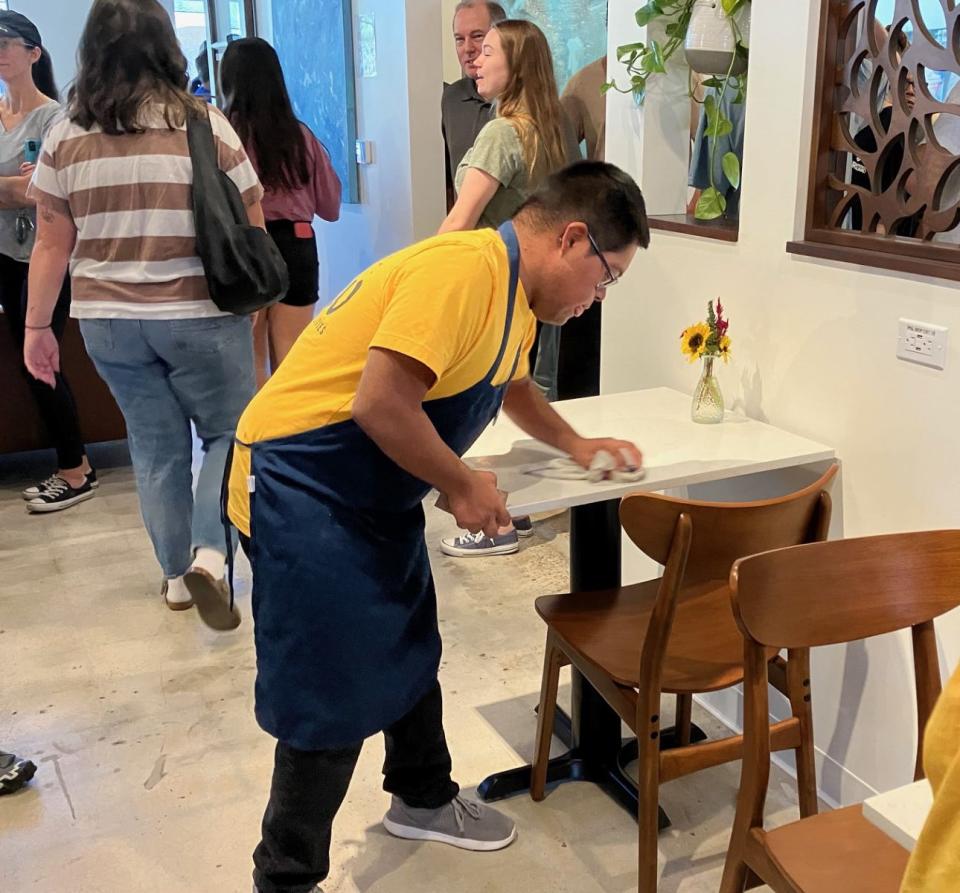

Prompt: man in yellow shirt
[
  {"left": 900, "top": 662, "right": 960, "bottom": 892},
  {"left": 229, "top": 161, "right": 650, "bottom": 893}
]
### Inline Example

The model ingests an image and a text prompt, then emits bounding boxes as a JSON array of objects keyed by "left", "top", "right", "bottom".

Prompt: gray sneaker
[
  {"left": 440, "top": 530, "right": 520, "bottom": 558},
  {"left": 382, "top": 795, "right": 517, "bottom": 852}
]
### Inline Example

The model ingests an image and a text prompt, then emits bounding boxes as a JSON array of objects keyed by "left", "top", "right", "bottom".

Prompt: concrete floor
[{"left": 0, "top": 444, "right": 797, "bottom": 892}]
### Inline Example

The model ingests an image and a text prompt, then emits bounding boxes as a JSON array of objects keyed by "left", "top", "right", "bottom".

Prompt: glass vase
[{"left": 691, "top": 355, "right": 725, "bottom": 424}]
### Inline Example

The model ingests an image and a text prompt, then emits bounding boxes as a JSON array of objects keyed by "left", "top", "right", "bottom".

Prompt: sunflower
[
  {"left": 718, "top": 334, "right": 732, "bottom": 363},
  {"left": 681, "top": 323, "right": 710, "bottom": 362}
]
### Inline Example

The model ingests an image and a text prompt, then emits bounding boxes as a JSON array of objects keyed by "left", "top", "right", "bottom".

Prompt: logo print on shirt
[{"left": 324, "top": 279, "right": 363, "bottom": 316}]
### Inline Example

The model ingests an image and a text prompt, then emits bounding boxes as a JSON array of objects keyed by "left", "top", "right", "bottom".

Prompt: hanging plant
[{"left": 604, "top": 0, "right": 750, "bottom": 221}]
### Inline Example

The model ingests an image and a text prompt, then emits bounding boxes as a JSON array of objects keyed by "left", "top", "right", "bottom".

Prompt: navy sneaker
[
  {"left": 512, "top": 515, "right": 534, "bottom": 538},
  {"left": 0, "top": 752, "right": 36, "bottom": 795},
  {"left": 440, "top": 529, "right": 520, "bottom": 557},
  {"left": 22, "top": 469, "right": 98, "bottom": 500},
  {"left": 25, "top": 475, "right": 95, "bottom": 513}
]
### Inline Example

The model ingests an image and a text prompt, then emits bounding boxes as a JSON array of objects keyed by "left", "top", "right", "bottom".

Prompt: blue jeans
[{"left": 80, "top": 316, "right": 255, "bottom": 578}]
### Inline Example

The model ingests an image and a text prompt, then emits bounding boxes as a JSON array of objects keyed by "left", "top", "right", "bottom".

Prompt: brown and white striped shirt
[{"left": 30, "top": 105, "right": 263, "bottom": 319}]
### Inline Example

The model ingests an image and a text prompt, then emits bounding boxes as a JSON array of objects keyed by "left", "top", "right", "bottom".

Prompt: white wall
[
  {"left": 442, "top": 0, "right": 462, "bottom": 83},
  {"left": 11, "top": 0, "right": 93, "bottom": 93},
  {"left": 606, "top": 0, "right": 960, "bottom": 804},
  {"left": 306, "top": 0, "right": 445, "bottom": 299}
]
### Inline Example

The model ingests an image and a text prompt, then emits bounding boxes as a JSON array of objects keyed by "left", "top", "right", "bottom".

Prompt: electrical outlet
[{"left": 897, "top": 318, "right": 948, "bottom": 370}]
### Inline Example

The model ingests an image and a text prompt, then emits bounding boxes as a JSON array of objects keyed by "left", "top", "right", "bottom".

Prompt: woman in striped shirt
[{"left": 23, "top": 0, "right": 264, "bottom": 631}]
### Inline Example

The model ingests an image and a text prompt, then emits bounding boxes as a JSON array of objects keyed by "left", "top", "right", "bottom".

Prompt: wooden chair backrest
[
  {"left": 619, "top": 464, "right": 839, "bottom": 586},
  {"left": 730, "top": 530, "right": 960, "bottom": 648},
  {"left": 619, "top": 464, "right": 838, "bottom": 705},
  {"left": 730, "top": 530, "right": 960, "bottom": 829}
]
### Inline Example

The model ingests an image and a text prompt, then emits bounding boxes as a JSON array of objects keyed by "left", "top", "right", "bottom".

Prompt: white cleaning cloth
[{"left": 527, "top": 450, "right": 645, "bottom": 483}]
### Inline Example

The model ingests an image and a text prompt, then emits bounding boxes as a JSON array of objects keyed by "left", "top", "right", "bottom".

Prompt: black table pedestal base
[{"left": 477, "top": 721, "right": 708, "bottom": 828}]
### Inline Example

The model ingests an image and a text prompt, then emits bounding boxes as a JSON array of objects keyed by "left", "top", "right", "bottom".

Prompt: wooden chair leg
[
  {"left": 675, "top": 693, "right": 693, "bottom": 746},
  {"left": 787, "top": 649, "right": 818, "bottom": 818},
  {"left": 531, "top": 631, "right": 564, "bottom": 802},
  {"left": 718, "top": 842, "right": 749, "bottom": 893},
  {"left": 637, "top": 700, "right": 662, "bottom": 893}
]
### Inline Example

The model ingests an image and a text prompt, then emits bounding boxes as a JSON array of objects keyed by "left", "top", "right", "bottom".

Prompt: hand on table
[{"left": 567, "top": 437, "right": 643, "bottom": 472}]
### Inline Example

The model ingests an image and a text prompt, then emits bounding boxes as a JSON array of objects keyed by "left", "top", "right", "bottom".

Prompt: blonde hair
[{"left": 492, "top": 20, "right": 568, "bottom": 185}]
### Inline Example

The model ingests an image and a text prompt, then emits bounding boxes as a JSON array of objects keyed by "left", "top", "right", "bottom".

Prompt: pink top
[{"left": 253, "top": 123, "right": 342, "bottom": 224}]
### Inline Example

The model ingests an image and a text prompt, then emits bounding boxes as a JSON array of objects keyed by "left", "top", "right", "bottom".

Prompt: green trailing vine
[{"left": 604, "top": 0, "right": 750, "bottom": 220}]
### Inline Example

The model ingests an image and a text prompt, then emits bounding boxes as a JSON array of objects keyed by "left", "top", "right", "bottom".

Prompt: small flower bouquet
[
  {"left": 680, "top": 299, "right": 731, "bottom": 364},
  {"left": 681, "top": 300, "right": 731, "bottom": 423}
]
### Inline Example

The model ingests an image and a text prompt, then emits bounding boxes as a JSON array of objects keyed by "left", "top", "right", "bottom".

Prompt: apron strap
[
  {"left": 486, "top": 221, "right": 522, "bottom": 385},
  {"left": 220, "top": 439, "right": 237, "bottom": 611}
]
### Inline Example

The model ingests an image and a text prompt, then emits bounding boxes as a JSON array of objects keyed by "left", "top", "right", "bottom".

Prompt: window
[{"left": 790, "top": 0, "right": 960, "bottom": 282}]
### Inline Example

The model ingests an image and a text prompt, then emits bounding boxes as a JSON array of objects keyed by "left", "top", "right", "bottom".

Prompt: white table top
[
  {"left": 466, "top": 388, "right": 836, "bottom": 515},
  {"left": 862, "top": 779, "right": 933, "bottom": 852}
]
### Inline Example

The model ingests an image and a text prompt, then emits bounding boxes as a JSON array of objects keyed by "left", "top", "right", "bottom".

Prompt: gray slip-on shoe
[{"left": 382, "top": 795, "right": 517, "bottom": 852}]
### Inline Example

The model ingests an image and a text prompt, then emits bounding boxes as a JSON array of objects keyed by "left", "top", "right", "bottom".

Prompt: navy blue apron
[{"left": 242, "top": 223, "right": 524, "bottom": 750}]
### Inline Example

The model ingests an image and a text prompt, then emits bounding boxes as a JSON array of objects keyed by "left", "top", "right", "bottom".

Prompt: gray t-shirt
[
  {"left": 456, "top": 116, "right": 581, "bottom": 230},
  {"left": 0, "top": 100, "right": 61, "bottom": 262}
]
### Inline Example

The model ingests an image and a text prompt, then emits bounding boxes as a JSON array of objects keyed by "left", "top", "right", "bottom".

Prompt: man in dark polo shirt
[{"left": 441, "top": 0, "right": 506, "bottom": 209}]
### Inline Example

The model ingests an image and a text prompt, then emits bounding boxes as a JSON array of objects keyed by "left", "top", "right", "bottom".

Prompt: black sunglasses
[{"left": 586, "top": 229, "right": 619, "bottom": 290}]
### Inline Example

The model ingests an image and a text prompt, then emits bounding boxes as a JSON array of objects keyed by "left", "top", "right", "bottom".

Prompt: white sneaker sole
[
  {"left": 25, "top": 489, "right": 95, "bottom": 513},
  {"left": 22, "top": 478, "right": 99, "bottom": 500},
  {"left": 439, "top": 540, "right": 520, "bottom": 558},
  {"left": 382, "top": 814, "right": 518, "bottom": 852}
]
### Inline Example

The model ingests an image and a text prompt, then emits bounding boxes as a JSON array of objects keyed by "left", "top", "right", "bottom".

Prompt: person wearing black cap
[{"left": 0, "top": 11, "right": 96, "bottom": 512}]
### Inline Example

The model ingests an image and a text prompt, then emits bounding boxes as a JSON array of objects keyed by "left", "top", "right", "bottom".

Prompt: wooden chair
[
  {"left": 720, "top": 530, "right": 960, "bottom": 893},
  {"left": 531, "top": 464, "right": 839, "bottom": 892}
]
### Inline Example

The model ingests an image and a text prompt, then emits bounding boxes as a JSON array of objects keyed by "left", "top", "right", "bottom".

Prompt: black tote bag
[{"left": 186, "top": 110, "right": 289, "bottom": 315}]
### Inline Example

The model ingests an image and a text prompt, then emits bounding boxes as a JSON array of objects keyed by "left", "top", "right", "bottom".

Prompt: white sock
[
  {"left": 191, "top": 546, "right": 226, "bottom": 580},
  {"left": 165, "top": 575, "right": 192, "bottom": 604}
]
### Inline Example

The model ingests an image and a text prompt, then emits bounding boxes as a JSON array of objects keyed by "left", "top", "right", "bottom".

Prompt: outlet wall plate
[{"left": 897, "top": 318, "right": 948, "bottom": 370}]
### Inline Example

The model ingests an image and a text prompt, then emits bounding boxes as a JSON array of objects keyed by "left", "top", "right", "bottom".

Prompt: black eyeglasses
[{"left": 586, "top": 229, "right": 619, "bottom": 290}]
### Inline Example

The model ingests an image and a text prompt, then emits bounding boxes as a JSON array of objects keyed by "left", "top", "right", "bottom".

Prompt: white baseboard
[{"left": 693, "top": 691, "right": 878, "bottom": 810}]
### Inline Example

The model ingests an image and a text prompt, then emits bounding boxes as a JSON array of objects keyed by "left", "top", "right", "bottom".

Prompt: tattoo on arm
[{"left": 40, "top": 205, "right": 57, "bottom": 225}]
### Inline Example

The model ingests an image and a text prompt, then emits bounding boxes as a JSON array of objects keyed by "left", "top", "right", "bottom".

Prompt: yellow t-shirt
[
  {"left": 227, "top": 229, "right": 536, "bottom": 536},
  {"left": 900, "top": 662, "right": 960, "bottom": 892}
]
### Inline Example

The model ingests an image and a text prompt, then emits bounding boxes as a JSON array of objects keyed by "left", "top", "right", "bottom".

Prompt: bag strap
[{"left": 186, "top": 107, "right": 219, "bottom": 175}]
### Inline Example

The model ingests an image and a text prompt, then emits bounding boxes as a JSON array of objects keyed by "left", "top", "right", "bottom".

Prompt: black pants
[
  {"left": 252, "top": 682, "right": 459, "bottom": 893},
  {"left": 557, "top": 301, "right": 602, "bottom": 400},
  {"left": 0, "top": 254, "right": 85, "bottom": 469}
]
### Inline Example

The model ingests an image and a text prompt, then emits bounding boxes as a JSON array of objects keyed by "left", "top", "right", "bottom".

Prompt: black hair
[
  {"left": 70, "top": 0, "right": 203, "bottom": 134},
  {"left": 454, "top": 1, "right": 507, "bottom": 24},
  {"left": 517, "top": 160, "right": 651, "bottom": 251},
  {"left": 220, "top": 37, "right": 310, "bottom": 193},
  {"left": 195, "top": 41, "right": 209, "bottom": 87},
  {"left": 31, "top": 47, "right": 58, "bottom": 100}
]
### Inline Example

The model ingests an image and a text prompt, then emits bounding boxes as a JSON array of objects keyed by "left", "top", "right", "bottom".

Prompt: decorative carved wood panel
[{"left": 795, "top": 0, "right": 960, "bottom": 281}]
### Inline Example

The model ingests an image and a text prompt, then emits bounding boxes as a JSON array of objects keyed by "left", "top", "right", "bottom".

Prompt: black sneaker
[
  {"left": 25, "top": 475, "right": 95, "bottom": 513},
  {"left": 22, "top": 469, "right": 98, "bottom": 500},
  {"left": 0, "top": 752, "right": 37, "bottom": 795}
]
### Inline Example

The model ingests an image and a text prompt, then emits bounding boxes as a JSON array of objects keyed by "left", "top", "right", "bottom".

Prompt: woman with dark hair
[
  {"left": 0, "top": 10, "right": 96, "bottom": 512},
  {"left": 221, "top": 37, "right": 341, "bottom": 387},
  {"left": 23, "top": 0, "right": 264, "bottom": 629}
]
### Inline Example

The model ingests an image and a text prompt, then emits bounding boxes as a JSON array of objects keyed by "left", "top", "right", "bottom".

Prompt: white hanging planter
[{"left": 685, "top": 0, "right": 751, "bottom": 75}]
